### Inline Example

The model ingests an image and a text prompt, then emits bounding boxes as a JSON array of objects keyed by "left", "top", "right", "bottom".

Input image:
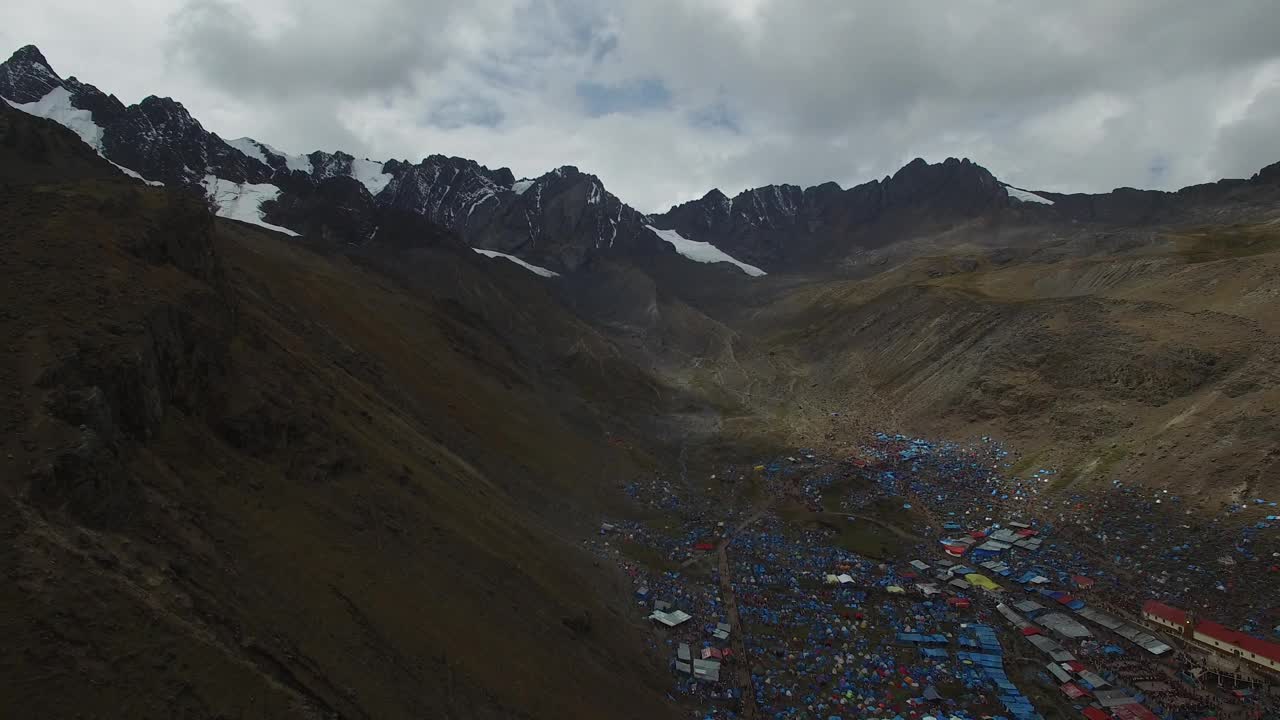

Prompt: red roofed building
[
  {"left": 1142, "top": 600, "right": 1189, "bottom": 632},
  {"left": 1193, "top": 621, "right": 1280, "bottom": 672},
  {"left": 1142, "top": 600, "right": 1280, "bottom": 673}
]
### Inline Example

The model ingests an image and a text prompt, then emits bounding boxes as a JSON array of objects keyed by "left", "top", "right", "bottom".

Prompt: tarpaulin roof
[
  {"left": 1093, "top": 689, "right": 1137, "bottom": 708},
  {"left": 965, "top": 573, "right": 1001, "bottom": 591},
  {"left": 1060, "top": 682, "right": 1086, "bottom": 699},
  {"left": 1046, "top": 662, "right": 1072, "bottom": 683},
  {"left": 1078, "top": 670, "right": 1109, "bottom": 689},
  {"left": 649, "top": 609, "right": 692, "bottom": 627},
  {"left": 1040, "top": 612, "right": 1093, "bottom": 639}
]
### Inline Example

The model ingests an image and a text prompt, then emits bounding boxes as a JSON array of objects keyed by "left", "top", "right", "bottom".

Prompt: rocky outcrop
[
  {"left": 650, "top": 157, "right": 1011, "bottom": 269},
  {"left": 380, "top": 159, "right": 662, "bottom": 271},
  {"left": 0, "top": 45, "right": 61, "bottom": 103},
  {"left": 23, "top": 187, "right": 236, "bottom": 527}
]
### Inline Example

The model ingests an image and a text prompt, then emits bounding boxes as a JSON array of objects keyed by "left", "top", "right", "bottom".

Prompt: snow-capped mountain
[
  {"left": 6, "top": 43, "right": 1280, "bottom": 277},
  {"left": 0, "top": 45, "right": 679, "bottom": 276}
]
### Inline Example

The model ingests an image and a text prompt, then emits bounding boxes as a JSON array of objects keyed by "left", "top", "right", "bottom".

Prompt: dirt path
[
  {"left": 831, "top": 512, "right": 924, "bottom": 542},
  {"left": 717, "top": 537, "right": 758, "bottom": 719},
  {"left": 702, "top": 501, "right": 772, "bottom": 718}
]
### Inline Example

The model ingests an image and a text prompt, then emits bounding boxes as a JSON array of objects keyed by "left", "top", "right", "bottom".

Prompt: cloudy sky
[{"left": 7, "top": 0, "right": 1280, "bottom": 211}]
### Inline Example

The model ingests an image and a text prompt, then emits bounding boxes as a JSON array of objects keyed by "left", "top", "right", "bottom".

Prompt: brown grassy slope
[
  {"left": 0, "top": 170, "right": 682, "bottom": 718},
  {"left": 678, "top": 220, "right": 1280, "bottom": 503}
]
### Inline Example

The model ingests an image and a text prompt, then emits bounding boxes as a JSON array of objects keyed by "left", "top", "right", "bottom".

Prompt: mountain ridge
[{"left": 5, "top": 43, "right": 1280, "bottom": 276}]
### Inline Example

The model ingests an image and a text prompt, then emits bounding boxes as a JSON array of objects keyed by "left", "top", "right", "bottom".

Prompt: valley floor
[{"left": 591, "top": 430, "right": 1280, "bottom": 720}]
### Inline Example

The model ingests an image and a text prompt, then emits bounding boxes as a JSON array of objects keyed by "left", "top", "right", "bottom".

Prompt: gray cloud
[
  {"left": 169, "top": 0, "right": 455, "bottom": 98},
  {"left": 5, "top": 0, "right": 1280, "bottom": 211}
]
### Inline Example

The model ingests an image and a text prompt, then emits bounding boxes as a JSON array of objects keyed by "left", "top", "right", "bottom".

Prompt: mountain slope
[{"left": 0, "top": 107, "right": 688, "bottom": 720}]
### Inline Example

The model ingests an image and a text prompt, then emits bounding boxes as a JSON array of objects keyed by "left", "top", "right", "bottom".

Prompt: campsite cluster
[{"left": 588, "top": 432, "right": 1279, "bottom": 720}]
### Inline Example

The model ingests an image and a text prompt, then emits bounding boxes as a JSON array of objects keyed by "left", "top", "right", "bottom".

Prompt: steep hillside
[
  {"left": 670, "top": 214, "right": 1280, "bottom": 504},
  {"left": 0, "top": 106, "right": 692, "bottom": 719}
]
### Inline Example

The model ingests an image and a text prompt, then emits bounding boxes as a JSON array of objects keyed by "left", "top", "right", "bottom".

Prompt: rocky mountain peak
[
  {"left": 649, "top": 157, "right": 1011, "bottom": 269},
  {"left": 882, "top": 156, "right": 1003, "bottom": 212},
  {"left": 6, "top": 44, "right": 54, "bottom": 75},
  {"left": 0, "top": 44, "right": 63, "bottom": 103}
]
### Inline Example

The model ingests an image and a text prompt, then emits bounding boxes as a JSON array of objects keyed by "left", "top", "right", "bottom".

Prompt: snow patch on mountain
[
  {"left": 473, "top": 248, "right": 559, "bottom": 277},
  {"left": 7, "top": 86, "right": 101, "bottom": 147},
  {"left": 645, "top": 225, "right": 766, "bottom": 277},
  {"left": 202, "top": 175, "right": 299, "bottom": 236},
  {"left": 1004, "top": 185, "right": 1054, "bottom": 205},
  {"left": 109, "top": 161, "right": 164, "bottom": 186},
  {"left": 351, "top": 158, "right": 392, "bottom": 196},
  {"left": 260, "top": 142, "right": 312, "bottom": 174},
  {"left": 6, "top": 86, "right": 163, "bottom": 185},
  {"left": 512, "top": 179, "right": 535, "bottom": 195},
  {"left": 228, "top": 137, "right": 271, "bottom": 167}
]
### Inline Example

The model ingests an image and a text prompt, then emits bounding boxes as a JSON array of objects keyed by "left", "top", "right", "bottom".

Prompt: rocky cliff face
[{"left": 377, "top": 158, "right": 665, "bottom": 270}]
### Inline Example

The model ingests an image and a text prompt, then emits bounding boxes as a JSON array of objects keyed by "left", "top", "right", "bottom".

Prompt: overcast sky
[{"left": 7, "top": 0, "right": 1280, "bottom": 212}]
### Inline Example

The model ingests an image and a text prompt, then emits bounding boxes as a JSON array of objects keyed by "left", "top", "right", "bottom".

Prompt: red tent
[
  {"left": 1081, "top": 708, "right": 1109, "bottom": 720},
  {"left": 1021, "top": 627, "right": 1041, "bottom": 636},
  {"left": 695, "top": 542, "right": 716, "bottom": 551},
  {"left": 1064, "top": 660, "right": 1085, "bottom": 673},
  {"left": 1072, "top": 575, "right": 1096, "bottom": 589},
  {"left": 947, "top": 597, "right": 971, "bottom": 609},
  {"left": 970, "top": 530, "right": 987, "bottom": 539}
]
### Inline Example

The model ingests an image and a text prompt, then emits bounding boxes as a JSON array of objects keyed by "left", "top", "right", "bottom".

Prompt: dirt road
[{"left": 717, "top": 541, "right": 757, "bottom": 719}]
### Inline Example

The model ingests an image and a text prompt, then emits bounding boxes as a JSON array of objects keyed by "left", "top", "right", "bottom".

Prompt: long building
[{"left": 1143, "top": 600, "right": 1280, "bottom": 674}]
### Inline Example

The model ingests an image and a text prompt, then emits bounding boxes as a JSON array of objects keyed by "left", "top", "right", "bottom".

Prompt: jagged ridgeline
[{"left": 7, "top": 44, "right": 1278, "bottom": 279}]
